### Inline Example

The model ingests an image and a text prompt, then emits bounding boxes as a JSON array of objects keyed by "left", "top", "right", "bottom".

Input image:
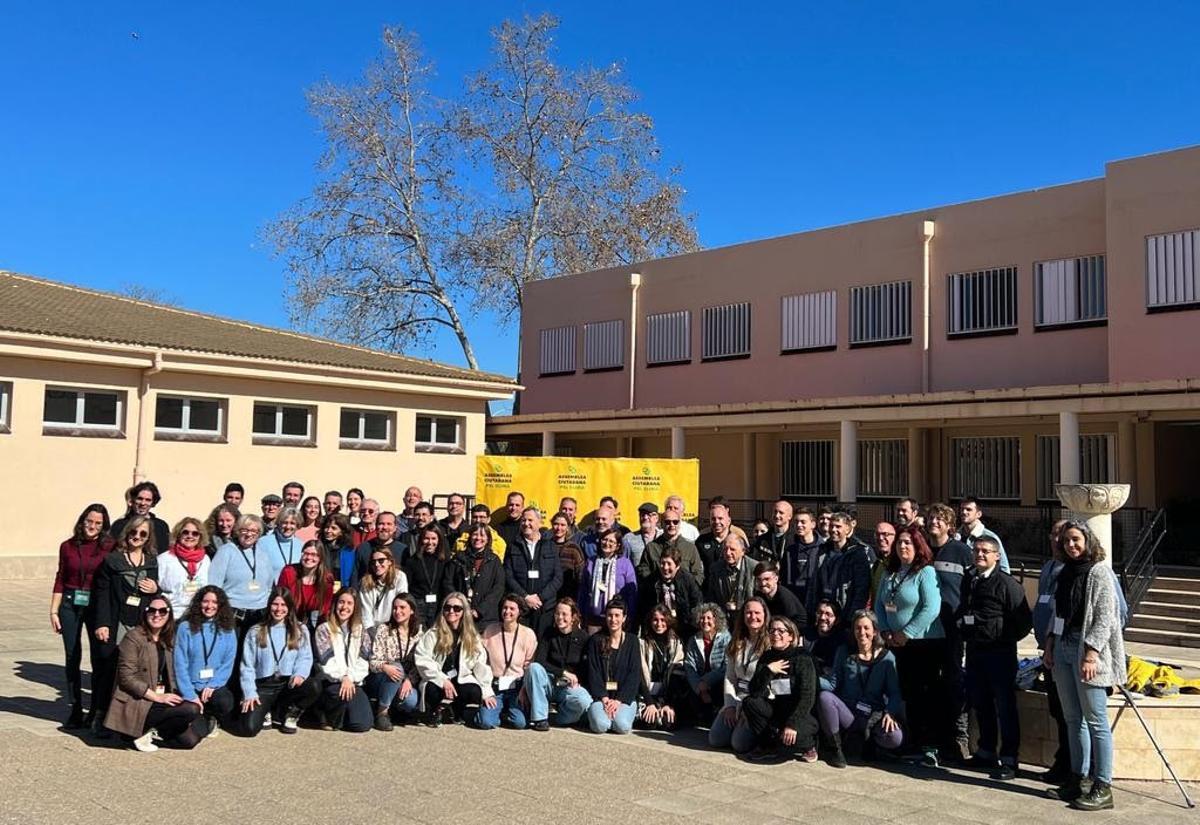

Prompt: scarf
[
  {"left": 172, "top": 543, "right": 206, "bottom": 578},
  {"left": 658, "top": 578, "right": 677, "bottom": 613},
  {"left": 591, "top": 556, "right": 618, "bottom": 610}
]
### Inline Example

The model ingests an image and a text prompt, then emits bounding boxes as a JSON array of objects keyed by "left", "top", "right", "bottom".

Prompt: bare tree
[{"left": 119, "top": 282, "right": 180, "bottom": 306}]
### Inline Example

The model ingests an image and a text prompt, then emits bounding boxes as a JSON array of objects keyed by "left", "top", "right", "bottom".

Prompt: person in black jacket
[
  {"left": 444, "top": 525, "right": 504, "bottom": 627},
  {"left": 503, "top": 508, "right": 563, "bottom": 636},
  {"left": 744, "top": 615, "right": 819, "bottom": 762},
  {"left": 492, "top": 492, "right": 526, "bottom": 556},
  {"left": 807, "top": 513, "right": 871, "bottom": 620},
  {"left": 403, "top": 526, "right": 448, "bottom": 627},
  {"left": 645, "top": 546, "right": 703, "bottom": 636},
  {"left": 583, "top": 597, "right": 640, "bottom": 734},
  {"left": 752, "top": 500, "right": 795, "bottom": 564},
  {"left": 754, "top": 561, "right": 807, "bottom": 630},
  {"left": 110, "top": 481, "right": 170, "bottom": 553},
  {"left": 958, "top": 536, "right": 1033, "bottom": 780},
  {"left": 523, "top": 598, "right": 592, "bottom": 730},
  {"left": 782, "top": 507, "right": 821, "bottom": 604},
  {"left": 927, "top": 501, "right": 977, "bottom": 764}
]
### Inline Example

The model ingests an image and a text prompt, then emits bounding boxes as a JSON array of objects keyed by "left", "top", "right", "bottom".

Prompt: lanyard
[
  {"left": 395, "top": 631, "right": 416, "bottom": 663},
  {"left": 342, "top": 628, "right": 356, "bottom": 665},
  {"left": 277, "top": 536, "right": 295, "bottom": 568},
  {"left": 238, "top": 545, "right": 258, "bottom": 579},
  {"left": 372, "top": 584, "right": 388, "bottom": 614},
  {"left": 855, "top": 654, "right": 876, "bottom": 694},
  {"left": 888, "top": 567, "right": 914, "bottom": 601},
  {"left": 419, "top": 554, "right": 438, "bottom": 589},
  {"left": 267, "top": 625, "right": 285, "bottom": 673},
  {"left": 156, "top": 641, "right": 169, "bottom": 688},
  {"left": 651, "top": 638, "right": 670, "bottom": 678},
  {"left": 200, "top": 623, "right": 218, "bottom": 665},
  {"left": 500, "top": 626, "right": 517, "bottom": 675}
]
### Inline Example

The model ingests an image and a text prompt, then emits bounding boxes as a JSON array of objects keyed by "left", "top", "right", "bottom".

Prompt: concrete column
[
  {"left": 541, "top": 430, "right": 556, "bottom": 457},
  {"left": 1055, "top": 483, "right": 1131, "bottom": 567},
  {"left": 614, "top": 436, "right": 625, "bottom": 458},
  {"left": 742, "top": 433, "right": 757, "bottom": 499},
  {"left": 839, "top": 420, "right": 858, "bottom": 503},
  {"left": 670, "top": 426, "right": 686, "bottom": 459},
  {"left": 907, "top": 427, "right": 924, "bottom": 501},
  {"left": 1118, "top": 418, "right": 1136, "bottom": 487},
  {"left": 1059, "top": 411, "right": 1080, "bottom": 485}
]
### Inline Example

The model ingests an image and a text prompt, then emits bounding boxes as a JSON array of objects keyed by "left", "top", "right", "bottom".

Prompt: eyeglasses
[
  {"left": 145, "top": 607, "right": 170, "bottom": 617},
  {"left": 238, "top": 528, "right": 260, "bottom": 535},
  {"left": 443, "top": 604, "right": 464, "bottom": 614},
  {"left": 180, "top": 529, "right": 200, "bottom": 537},
  {"left": 131, "top": 530, "right": 150, "bottom": 539},
  {"left": 767, "top": 627, "right": 791, "bottom": 635}
]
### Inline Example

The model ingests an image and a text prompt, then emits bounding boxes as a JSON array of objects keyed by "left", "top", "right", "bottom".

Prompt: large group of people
[{"left": 50, "top": 481, "right": 1127, "bottom": 811}]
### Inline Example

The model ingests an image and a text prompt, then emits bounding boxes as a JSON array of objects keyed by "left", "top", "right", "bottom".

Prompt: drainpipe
[
  {"left": 920, "top": 220, "right": 936, "bottom": 394},
  {"left": 628, "top": 272, "right": 642, "bottom": 410},
  {"left": 132, "top": 350, "right": 164, "bottom": 483}
]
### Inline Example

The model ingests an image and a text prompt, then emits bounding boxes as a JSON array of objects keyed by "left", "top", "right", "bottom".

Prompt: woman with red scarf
[
  {"left": 158, "top": 518, "right": 212, "bottom": 620},
  {"left": 277, "top": 540, "right": 335, "bottom": 635}
]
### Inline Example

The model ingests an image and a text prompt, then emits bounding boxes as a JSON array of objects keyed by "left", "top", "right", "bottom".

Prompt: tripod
[{"left": 1112, "top": 685, "right": 1195, "bottom": 808}]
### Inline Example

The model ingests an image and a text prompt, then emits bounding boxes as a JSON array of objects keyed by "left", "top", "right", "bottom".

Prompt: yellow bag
[{"left": 1126, "top": 656, "right": 1158, "bottom": 693}]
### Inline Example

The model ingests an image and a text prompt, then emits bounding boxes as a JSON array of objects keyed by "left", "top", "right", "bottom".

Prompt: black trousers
[
  {"left": 423, "top": 679, "right": 484, "bottom": 723},
  {"left": 198, "top": 686, "right": 237, "bottom": 726},
  {"left": 1043, "top": 667, "right": 1071, "bottom": 771},
  {"left": 238, "top": 676, "right": 320, "bottom": 736},
  {"left": 142, "top": 701, "right": 205, "bottom": 749},
  {"left": 943, "top": 627, "right": 969, "bottom": 748},
  {"left": 742, "top": 695, "right": 817, "bottom": 751},
  {"left": 317, "top": 680, "right": 373, "bottom": 732},
  {"left": 894, "top": 638, "right": 949, "bottom": 751},
  {"left": 57, "top": 597, "right": 97, "bottom": 707},
  {"left": 91, "top": 624, "right": 133, "bottom": 724}
]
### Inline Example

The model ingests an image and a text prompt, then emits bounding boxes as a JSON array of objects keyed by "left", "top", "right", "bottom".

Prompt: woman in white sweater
[
  {"left": 709, "top": 596, "right": 769, "bottom": 753},
  {"left": 414, "top": 590, "right": 497, "bottom": 728},
  {"left": 357, "top": 546, "right": 408, "bottom": 629},
  {"left": 314, "top": 589, "right": 372, "bottom": 732}
]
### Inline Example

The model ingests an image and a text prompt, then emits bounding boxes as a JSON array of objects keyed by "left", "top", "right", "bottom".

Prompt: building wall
[{"left": 0, "top": 354, "right": 488, "bottom": 562}]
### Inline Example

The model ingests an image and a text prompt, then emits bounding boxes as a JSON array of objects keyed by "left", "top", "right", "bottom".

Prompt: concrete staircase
[{"left": 1125, "top": 566, "right": 1200, "bottom": 648}]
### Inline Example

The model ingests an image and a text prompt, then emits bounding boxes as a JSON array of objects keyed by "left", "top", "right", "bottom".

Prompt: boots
[
  {"left": 822, "top": 732, "right": 847, "bottom": 768},
  {"left": 64, "top": 703, "right": 84, "bottom": 729},
  {"left": 1046, "top": 774, "right": 1090, "bottom": 802},
  {"left": 1071, "top": 780, "right": 1114, "bottom": 811}
]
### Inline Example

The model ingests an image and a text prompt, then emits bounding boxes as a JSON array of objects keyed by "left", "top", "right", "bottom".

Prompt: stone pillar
[
  {"left": 1055, "top": 483, "right": 1131, "bottom": 567},
  {"left": 1059, "top": 411, "right": 1080, "bottom": 485},
  {"left": 839, "top": 420, "right": 858, "bottom": 503},
  {"left": 671, "top": 426, "right": 686, "bottom": 459}
]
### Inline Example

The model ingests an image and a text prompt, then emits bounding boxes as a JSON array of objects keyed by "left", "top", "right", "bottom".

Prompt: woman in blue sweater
[
  {"left": 237, "top": 588, "right": 319, "bottom": 736},
  {"left": 816, "top": 609, "right": 904, "bottom": 767},
  {"left": 209, "top": 515, "right": 273, "bottom": 644},
  {"left": 174, "top": 585, "right": 238, "bottom": 738},
  {"left": 583, "top": 597, "right": 641, "bottom": 734},
  {"left": 875, "top": 526, "right": 944, "bottom": 767}
]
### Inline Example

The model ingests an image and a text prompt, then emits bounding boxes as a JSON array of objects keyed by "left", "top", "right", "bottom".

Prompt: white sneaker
[
  {"left": 206, "top": 718, "right": 220, "bottom": 739},
  {"left": 261, "top": 712, "right": 272, "bottom": 729},
  {"left": 281, "top": 708, "right": 300, "bottom": 734},
  {"left": 132, "top": 731, "right": 158, "bottom": 753}
]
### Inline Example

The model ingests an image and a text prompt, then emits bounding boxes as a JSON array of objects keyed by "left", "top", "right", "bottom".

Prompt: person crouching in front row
[
  {"left": 584, "top": 597, "right": 641, "bottom": 734},
  {"left": 237, "top": 588, "right": 320, "bottom": 736},
  {"left": 313, "top": 589, "right": 373, "bottom": 732},
  {"left": 414, "top": 590, "right": 497, "bottom": 727},
  {"left": 743, "top": 616, "right": 818, "bottom": 762}
]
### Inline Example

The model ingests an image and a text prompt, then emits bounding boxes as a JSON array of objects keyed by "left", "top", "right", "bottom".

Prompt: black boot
[
  {"left": 1046, "top": 774, "right": 1087, "bottom": 802},
  {"left": 1070, "top": 780, "right": 1114, "bottom": 811},
  {"left": 64, "top": 703, "right": 84, "bottom": 729},
  {"left": 1040, "top": 761, "right": 1071, "bottom": 785},
  {"left": 822, "top": 732, "right": 847, "bottom": 768}
]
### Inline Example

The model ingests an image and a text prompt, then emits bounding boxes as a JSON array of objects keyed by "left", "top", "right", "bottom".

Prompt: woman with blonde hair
[
  {"left": 414, "top": 590, "right": 497, "bottom": 727},
  {"left": 314, "top": 589, "right": 372, "bottom": 732},
  {"left": 203, "top": 503, "right": 239, "bottom": 559},
  {"left": 709, "top": 596, "right": 770, "bottom": 752},
  {"left": 159, "top": 517, "right": 211, "bottom": 620},
  {"left": 357, "top": 545, "right": 409, "bottom": 629}
]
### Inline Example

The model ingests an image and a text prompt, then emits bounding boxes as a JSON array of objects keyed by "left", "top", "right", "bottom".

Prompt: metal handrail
[{"left": 1121, "top": 508, "right": 1166, "bottom": 613}]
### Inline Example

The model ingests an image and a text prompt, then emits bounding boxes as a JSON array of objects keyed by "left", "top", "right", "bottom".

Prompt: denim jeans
[
  {"left": 364, "top": 672, "right": 420, "bottom": 716},
  {"left": 708, "top": 705, "right": 756, "bottom": 752},
  {"left": 1052, "top": 633, "right": 1113, "bottom": 783},
  {"left": 525, "top": 662, "right": 591, "bottom": 725},
  {"left": 477, "top": 687, "right": 527, "bottom": 730},
  {"left": 587, "top": 699, "right": 636, "bottom": 734}
]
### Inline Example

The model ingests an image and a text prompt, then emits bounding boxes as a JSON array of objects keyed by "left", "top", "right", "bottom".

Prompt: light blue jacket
[
  {"left": 238, "top": 622, "right": 314, "bottom": 699},
  {"left": 828, "top": 645, "right": 904, "bottom": 717},
  {"left": 684, "top": 629, "right": 731, "bottom": 692},
  {"left": 259, "top": 530, "right": 304, "bottom": 582},
  {"left": 208, "top": 542, "right": 273, "bottom": 610},
  {"left": 174, "top": 620, "right": 237, "bottom": 701},
  {"left": 874, "top": 565, "right": 944, "bottom": 640}
]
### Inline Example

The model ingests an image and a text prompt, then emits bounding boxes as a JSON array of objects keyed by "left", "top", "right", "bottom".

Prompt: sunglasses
[
  {"left": 371, "top": 557, "right": 390, "bottom": 565},
  {"left": 131, "top": 530, "right": 150, "bottom": 539},
  {"left": 180, "top": 529, "right": 201, "bottom": 537},
  {"left": 145, "top": 606, "right": 170, "bottom": 617},
  {"left": 443, "top": 604, "right": 464, "bottom": 614},
  {"left": 663, "top": 519, "right": 680, "bottom": 525}
]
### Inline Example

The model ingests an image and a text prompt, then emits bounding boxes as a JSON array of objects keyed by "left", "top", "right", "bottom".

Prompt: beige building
[
  {"left": 0, "top": 272, "right": 516, "bottom": 574},
  {"left": 490, "top": 145, "right": 1200, "bottom": 562}
]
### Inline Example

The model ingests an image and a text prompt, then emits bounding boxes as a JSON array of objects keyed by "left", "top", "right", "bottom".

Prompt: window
[
  {"left": 1036, "top": 434, "right": 1116, "bottom": 502},
  {"left": 154, "top": 395, "right": 225, "bottom": 441},
  {"left": 339, "top": 408, "right": 394, "bottom": 450},
  {"left": 701, "top": 302, "right": 751, "bottom": 361},
  {"left": 539, "top": 326, "right": 577, "bottom": 376},
  {"left": 252, "top": 402, "right": 315, "bottom": 446},
  {"left": 1146, "top": 228, "right": 1200, "bottom": 310},
  {"left": 849, "top": 281, "right": 911, "bottom": 346},
  {"left": 42, "top": 386, "right": 124, "bottom": 437},
  {"left": 415, "top": 414, "right": 464, "bottom": 453},
  {"left": 858, "top": 439, "right": 908, "bottom": 498},
  {"left": 646, "top": 310, "right": 691, "bottom": 365},
  {"left": 0, "top": 381, "right": 10, "bottom": 434},
  {"left": 947, "top": 267, "right": 1018, "bottom": 336},
  {"left": 950, "top": 436, "right": 1021, "bottom": 500},
  {"left": 583, "top": 319, "right": 624, "bottom": 371},
  {"left": 780, "top": 440, "right": 835, "bottom": 497},
  {"left": 781, "top": 290, "right": 837, "bottom": 353},
  {"left": 1035, "top": 255, "right": 1106, "bottom": 327}
]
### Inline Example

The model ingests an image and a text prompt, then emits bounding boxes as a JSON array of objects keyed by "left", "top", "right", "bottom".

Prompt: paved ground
[{"left": 2, "top": 580, "right": 1195, "bottom": 825}]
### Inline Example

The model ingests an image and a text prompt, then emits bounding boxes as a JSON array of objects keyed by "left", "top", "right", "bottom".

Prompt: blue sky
[{"left": 2, "top": 1, "right": 1198, "bottom": 385}]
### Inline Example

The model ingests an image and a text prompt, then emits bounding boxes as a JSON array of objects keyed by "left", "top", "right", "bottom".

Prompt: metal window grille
[
  {"left": 1035, "top": 256, "right": 1106, "bottom": 326},
  {"left": 948, "top": 267, "right": 1018, "bottom": 335},
  {"left": 950, "top": 436, "right": 1021, "bottom": 500},
  {"left": 583, "top": 319, "right": 624, "bottom": 370},
  {"left": 701, "top": 302, "right": 751, "bottom": 360},
  {"left": 849, "top": 281, "right": 911, "bottom": 345},
  {"left": 1147, "top": 228, "right": 1200, "bottom": 308},
  {"left": 780, "top": 440, "right": 835, "bottom": 497},
  {"left": 1035, "top": 434, "right": 1116, "bottom": 501},
  {"left": 646, "top": 310, "right": 691, "bottom": 365},
  {"left": 539, "top": 326, "right": 577, "bottom": 375},
  {"left": 781, "top": 290, "right": 837, "bottom": 352},
  {"left": 857, "top": 439, "right": 908, "bottom": 498}
]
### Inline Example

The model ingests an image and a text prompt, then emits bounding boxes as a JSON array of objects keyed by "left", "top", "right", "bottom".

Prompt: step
[
  {"left": 1144, "top": 587, "right": 1200, "bottom": 604},
  {"left": 1153, "top": 576, "right": 1200, "bottom": 594},
  {"left": 1124, "top": 626, "right": 1200, "bottom": 649},
  {"left": 1137, "top": 600, "right": 1200, "bottom": 619},
  {"left": 1158, "top": 565, "right": 1200, "bottom": 578},
  {"left": 1128, "top": 613, "right": 1200, "bottom": 634}
]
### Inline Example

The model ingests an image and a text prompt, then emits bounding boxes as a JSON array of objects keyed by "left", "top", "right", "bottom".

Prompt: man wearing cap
[
  {"left": 260, "top": 493, "right": 282, "bottom": 532},
  {"left": 622, "top": 503, "right": 662, "bottom": 568}
]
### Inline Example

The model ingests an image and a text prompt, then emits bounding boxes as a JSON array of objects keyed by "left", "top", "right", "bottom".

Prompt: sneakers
[
  {"left": 281, "top": 708, "right": 300, "bottom": 734},
  {"left": 965, "top": 753, "right": 999, "bottom": 772},
  {"left": 261, "top": 711, "right": 273, "bottom": 729},
  {"left": 132, "top": 730, "right": 158, "bottom": 753},
  {"left": 1070, "top": 780, "right": 1114, "bottom": 811},
  {"left": 531, "top": 719, "right": 550, "bottom": 732},
  {"left": 992, "top": 762, "right": 1017, "bottom": 781},
  {"left": 748, "top": 746, "right": 782, "bottom": 762},
  {"left": 206, "top": 718, "right": 221, "bottom": 739},
  {"left": 798, "top": 747, "right": 818, "bottom": 763},
  {"left": 373, "top": 712, "right": 394, "bottom": 732}
]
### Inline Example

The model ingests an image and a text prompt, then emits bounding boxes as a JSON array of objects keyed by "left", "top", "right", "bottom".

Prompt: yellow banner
[{"left": 475, "top": 456, "right": 700, "bottom": 524}]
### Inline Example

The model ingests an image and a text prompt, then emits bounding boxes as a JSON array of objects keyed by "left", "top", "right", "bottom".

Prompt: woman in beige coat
[{"left": 104, "top": 594, "right": 204, "bottom": 752}]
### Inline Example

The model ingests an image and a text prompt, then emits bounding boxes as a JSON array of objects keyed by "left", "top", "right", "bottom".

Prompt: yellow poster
[{"left": 475, "top": 456, "right": 699, "bottom": 524}]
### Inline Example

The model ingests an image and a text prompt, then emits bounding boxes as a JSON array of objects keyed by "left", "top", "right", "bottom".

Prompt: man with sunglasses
[
  {"left": 622, "top": 503, "right": 662, "bottom": 568},
  {"left": 639, "top": 508, "right": 705, "bottom": 589}
]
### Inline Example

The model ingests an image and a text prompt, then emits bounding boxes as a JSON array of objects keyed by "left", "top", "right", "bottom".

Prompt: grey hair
[{"left": 691, "top": 602, "right": 728, "bottom": 634}]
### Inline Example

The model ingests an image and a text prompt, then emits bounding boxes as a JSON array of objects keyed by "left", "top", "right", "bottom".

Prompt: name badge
[
  {"left": 152, "top": 684, "right": 165, "bottom": 695},
  {"left": 125, "top": 595, "right": 142, "bottom": 607},
  {"left": 71, "top": 590, "right": 91, "bottom": 607},
  {"left": 769, "top": 678, "right": 792, "bottom": 696},
  {"left": 962, "top": 615, "right": 976, "bottom": 626},
  {"left": 735, "top": 678, "right": 750, "bottom": 695},
  {"left": 1037, "top": 594, "right": 1051, "bottom": 604},
  {"left": 527, "top": 571, "right": 540, "bottom": 580},
  {"left": 1051, "top": 617, "right": 1065, "bottom": 635},
  {"left": 445, "top": 668, "right": 458, "bottom": 679},
  {"left": 183, "top": 580, "right": 199, "bottom": 593},
  {"left": 605, "top": 680, "right": 618, "bottom": 692},
  {"left": 198, "top": 667, "right": 215, "bottom": 680},
  {"left": 855, "top": 701, "right": 872, "bottom": 715},
  {"left": 648, "top": 680, "right": 663, "bottom": 696},
  {"left": 424, "top": 594, "right": 437, "bottom": 604},
  {"left": 884, "top": 601, "right": 898, "bottom": 614},
  {"left": 597, "top": 583, "right": 607, "bottom": 593},
  {"left": 247, "top": 580, "right": 262, "bottom": 592},
  {"left": 497, "top": 675, "right": 517, "bottom": 691},
  {"left": 726, "top": 601, "right": 737, "bottom": 612}
]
